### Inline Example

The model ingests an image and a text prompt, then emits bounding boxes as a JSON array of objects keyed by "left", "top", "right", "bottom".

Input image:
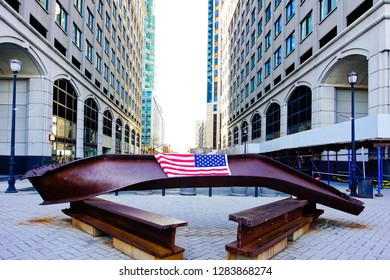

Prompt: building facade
[
  {"left": 0, "top": 0, "right": 145, "bottom": 174},
  {"left": 141, "top": 0, "right": 163, "bottom": 153},
  {"left": 204, "top": 0, "right": 224, "bottom": 151},
  {"left": 218, "top": 0, "right": 390, "bottom": 177}
]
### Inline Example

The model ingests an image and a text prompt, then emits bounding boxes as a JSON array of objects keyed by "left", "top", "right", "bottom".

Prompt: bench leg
[
  {"left": 72, "top": 218, "right": 106, "bottom": 237},
  {"left": 227, "top": 238, "right": 287, "bottom": 260},
  {"left": 288, "top": 223, "right": 310, "bottom": 241},
  {"left": 113, "top": 238, "right": 184, "bottom": 260}
]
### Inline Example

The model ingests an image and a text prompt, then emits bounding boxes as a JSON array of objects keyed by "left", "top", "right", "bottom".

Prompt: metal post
[
  {"left": 5, "top": 70, "right": 18, "bottom": 193},
  {"left": 376, "top": 146, "right": 383, "bottom": 197},
  {"left": 349, "top": 73, "right": 358, "bottom": 196},
  {"left": 327, "top": 150, "right": 330, "bottom": 185}
]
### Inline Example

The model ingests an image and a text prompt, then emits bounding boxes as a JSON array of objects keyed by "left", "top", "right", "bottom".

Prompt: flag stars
[{"left": 195, "top": 154, "right": 227, "bottom": 167}]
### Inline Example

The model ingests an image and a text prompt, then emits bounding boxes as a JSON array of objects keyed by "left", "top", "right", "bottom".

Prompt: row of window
[
  {"left": 225, "top": 86, "right": 312, "bottom": 147},
  {"left": 53, "top": 79, "right": 140, "bottom": 158},
  {"left": 226, "top": 0, "right": 337, "bottom": 117},
  {"left": 51, "top": 0, "right": 143, "bottom": 127}
]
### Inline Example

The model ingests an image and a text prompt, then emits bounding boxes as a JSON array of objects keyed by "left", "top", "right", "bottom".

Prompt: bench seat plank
[{"left": 229, "top": 199, "right": 309, "bottom": 227}]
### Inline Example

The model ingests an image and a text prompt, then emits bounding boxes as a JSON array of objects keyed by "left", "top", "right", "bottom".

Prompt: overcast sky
[{"left": 154, "top": 0, "right": 209, "bottom": 152}]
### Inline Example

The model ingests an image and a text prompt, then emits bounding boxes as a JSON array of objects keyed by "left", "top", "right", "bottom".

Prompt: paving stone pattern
[{"left": 0, "top": 180, "right": 389, "bottom": 260}]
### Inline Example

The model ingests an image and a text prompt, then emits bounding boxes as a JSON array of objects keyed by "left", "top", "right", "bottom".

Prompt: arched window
[
  {"left": 233, "top": 127, "right": 239, "bottom": 144},
  {"left": 52, "top": 79, "right": 77, "bottom": 162},
  {"left": 115, "top": 118, "right": 122, "bottom": 154},
  {"left": 103, "top": 110, "right": 112, "bottom": 137},
  {"left": 287, "top": 86, "right": 312, "bottom": 134},
  {"left": 252, "top": 113, "right": 261, "bottom": 140},
  {"left": 84, "top": 98, "right": 98, "bottom": 157},
  {"left": 241, "top": 121, "right": 248, "bottom": 143},
  {"left": 228, "top": 131, "right": 232, "bottom": 147},
  {"left": 266, "top": 103, "right": 280, "bottom": 141}
]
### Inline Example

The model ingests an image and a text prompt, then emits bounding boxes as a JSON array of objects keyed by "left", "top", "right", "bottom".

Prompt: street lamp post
[
  {"left": 5, "top": 59, "right": 22, "bottom": 193},
  {"left": 348, "top": 71, "right": 358, "bottom": 197}
]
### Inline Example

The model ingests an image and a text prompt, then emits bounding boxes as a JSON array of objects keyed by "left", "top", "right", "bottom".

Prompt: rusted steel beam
[
  {"left": 226, "top": 198, "right": 324, "bottom": 258},
  {"left": 62, "top": 198, "right": 187, "bottom": 258},
  {"left": 22, "top": 154, "right": 364, "bottom": 215}
]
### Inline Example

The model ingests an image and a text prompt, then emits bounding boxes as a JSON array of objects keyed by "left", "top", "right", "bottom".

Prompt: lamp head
[
  {"left": 10, "top": 59, "right": 22, "bottom": 74},
  {"left": 348, "top": 71, "right": 358, "bottom": 85}
]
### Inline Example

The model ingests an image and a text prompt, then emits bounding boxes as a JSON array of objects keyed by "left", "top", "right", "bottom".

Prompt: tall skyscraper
[
  {"left": 141, "top": 0, "right": 164, "bottom": 153},
  {"left": 0, "top": 0, "right": 145, "bottom": 174},
  {"left": 216, "top": 0, "right": 390, "bottom": 177},
  {"left": 204, "top": 0, "right": 224, "bottom": 151}
]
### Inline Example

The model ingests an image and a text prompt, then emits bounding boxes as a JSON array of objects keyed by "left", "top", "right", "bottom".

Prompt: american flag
[{"left": 155, "top": 153, "right": 231, "bottom": 177}]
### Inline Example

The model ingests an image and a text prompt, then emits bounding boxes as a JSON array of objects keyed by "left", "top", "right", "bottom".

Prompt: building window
[
  {"left": 52, "top": 79, "right": 77, "bottom": 161},
  {"left": 105, "top": 12, "right": 111, "bottom": 30},
  {"left": 265, "top": 59, "right": 271, "bottom": 76},
  {"left": 74, "top": 0, "right": 83, "bottom": 13},
  {"left": 300, "top": 11, "right": 312, "bottom": 40},
  {"left": 265, "top": 4, "right": 271, "bottom": 23},
  {"left": 250, "top": 77, "right": 255, "bottom": 92},
  {"left": 257, "top": 43, "right": 262, "bottom": 60},
  {"left": 287, "top": 86, "right": 312, "bottom": 134},
  {"left": 274, "top": 16, "right": 282, "bottom": 37},
  {"left": 266, "top": 103, "right": 280, "bottom": 141},
  {"left": 241, "top": 121, "right": 248, "bottom": 143},
  {"left": 124, "top": 125, "right": 130, "bottom": 153},
  {"left": 251, "top": 54, "right": 255, "bottom": 69},
  {"left": 55, "top": 1, "right": 68, "bottom": 32},
  {"left": 233, "top": 127, "right": 239, "bottom": 145},
  {"left": 96, "top": 54, "right": 102, "bottom": 72},
  {"left": 72, "top": 23, "right": 82, "bottom": 49},
  {"left": 228, "top": 131, "right": 232, "bottom": 147},
  {"left": 84, "top": 98, "right": 98, "bottom": 157},
  {"left": 103, "top": 110, "right": 112, "bottom": 137},
  {"left": 265, "top": 31, "right": 271, "bottom": 49},
  {"left": 115, "top": 119, "right": 122, "bottom": 154},
  {"left": 275, "top": 0, "right": 281, "bottom": 7},
  {"left": 286, "top": 0, "right": 295, "bottom": 22},
  {"left": 87, "top": 7, "right": 94, "bottom": 31},
  {"left": 274, "top": 47, "right": 282, "bottom": 67},
  {"left": 257, "top": 19, "right": 263, "bottom": 35},
  {"left": 103, "top": 63, "right": 109, "bottom": 80},
  {"left": 98, "top": 0, "right": 103, "bottom": 16},
  {"left": 104, "top": 38, "right": 110, "bottom": 55},
  {"left": 257, "top": 68, "right": 262, "bottom": 85},
  {"left": 96, "top": 25, "right": 103, "bottom": 44},
  {"left": 86, "top": 40, "right": 93, "bottom": 61},
  {"left": 286, "top": 31, "right": 295, "bottom": 55},
  {"left": 38, "top": 0, "right": 48, "bottom": 10},
  {"left": 258, "top": 0, "right": 263, "bottom": 11},
  {"left": 320, "top": 0, "right": 337, "bottom": 21},
  {"left": 252, "top": 113, "right": 261, "bottom": 140}
]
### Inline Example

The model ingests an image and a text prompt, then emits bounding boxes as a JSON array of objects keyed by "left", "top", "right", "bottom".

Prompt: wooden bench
[
  {"left": 62, "top": 198, "right": 187, "bottom": 260},
  {"left": 225, "top": 198, "right": 324, "bottom": 260}
]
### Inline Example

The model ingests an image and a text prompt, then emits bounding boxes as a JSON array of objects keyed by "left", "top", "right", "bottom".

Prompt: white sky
[{"left": 154, "top": 0, "right": 209, "bottom": 152}]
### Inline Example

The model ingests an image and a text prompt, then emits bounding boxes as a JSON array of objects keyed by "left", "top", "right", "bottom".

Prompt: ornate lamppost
[
  {"left": 5, "top": 59, "right": 22, "bottom": 193},
  {"left": 348, "top": 71, "right": 358, "bottom": 197}
]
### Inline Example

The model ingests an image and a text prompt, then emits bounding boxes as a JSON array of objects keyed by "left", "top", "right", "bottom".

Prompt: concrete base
[
  {"left": 113, "top": 238, "right": 184, "bottom": 260},
  {"left": 227, "top": 238, "right": 287, "bottom": 260},
  {"left": 226, "top": 224, "right": 311, "bottom": 260},
  {"left": 71, "top": 218, "right": 184, "bottom": 260},
  {"left": 72, "top": 218, "right": 106, "bottom": 237}
]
